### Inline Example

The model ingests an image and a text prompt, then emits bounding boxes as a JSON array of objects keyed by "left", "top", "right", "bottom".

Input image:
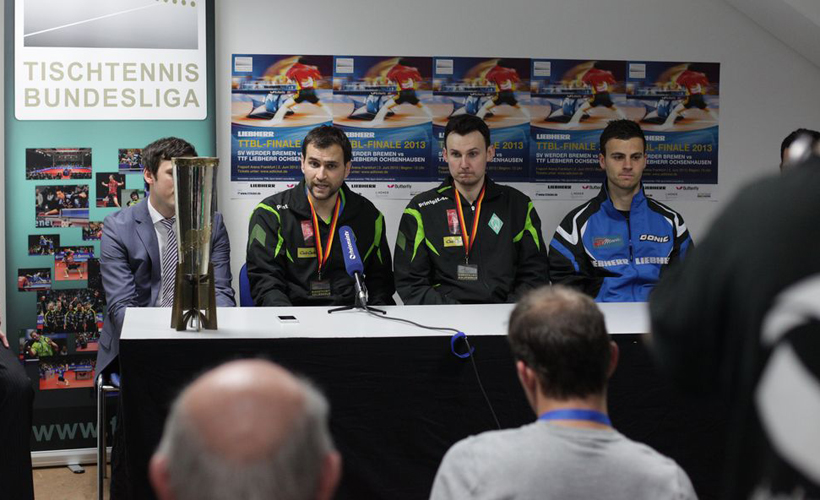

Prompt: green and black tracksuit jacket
[
  {"left": 247, "top": 180, "right": 395, "bottom": 306},
  {"left": 394, "top": 176, "right": 549, "bottom": 304}
]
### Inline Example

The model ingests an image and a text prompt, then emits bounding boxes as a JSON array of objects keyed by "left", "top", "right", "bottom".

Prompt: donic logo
[
  {"left": 639, "top": 234, "right": 669, "bottom": 243},
  {"left": 593, "top": 236, "right": 623, "bottom": 248}
]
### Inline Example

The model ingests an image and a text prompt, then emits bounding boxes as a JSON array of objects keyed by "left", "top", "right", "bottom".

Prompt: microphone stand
[{"left": 328, "top": 274, "right": 387, "bottom": 315}]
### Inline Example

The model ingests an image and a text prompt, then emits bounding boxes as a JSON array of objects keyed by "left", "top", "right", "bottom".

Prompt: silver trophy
[{"left": 171, "top": 157, "right": 219, "bottom": 331}]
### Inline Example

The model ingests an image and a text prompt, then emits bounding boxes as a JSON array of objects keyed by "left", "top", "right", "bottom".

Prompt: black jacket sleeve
[
  {"left": 362, "top": 212, "right": 396, "bottom": 305},
  {"left": 394, "top": 207, "right": 458, "bottom": 305},
  {"left": 246, "top": 203, "right": 293, "bottom": 306},
  {"left": 509, "top": 200, "right": 550, "bottom": 302}
]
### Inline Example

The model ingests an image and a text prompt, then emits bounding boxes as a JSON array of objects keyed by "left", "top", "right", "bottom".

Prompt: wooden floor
[{"left": 34, "top": 465, "right": 109, "bottom": 500}]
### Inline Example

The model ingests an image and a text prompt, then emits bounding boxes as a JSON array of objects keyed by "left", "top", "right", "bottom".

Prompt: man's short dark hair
[
  {"left": 599, "top": 119, "right": 645, "bottom": 155},
  {"left": 302, "top": 125, "right": 352, "bottom": 165},
  {"left": 142, "top": 137, "right": 197, "bottom": 177},
  {"left": 444, "top": 115, "right": 492, "bottom": 150},
  {"left": 780, "top": 128, "right": 820, "bottom": 161},
  {"left": 507, "top": 286, "right": 611, "bottom": 400}
]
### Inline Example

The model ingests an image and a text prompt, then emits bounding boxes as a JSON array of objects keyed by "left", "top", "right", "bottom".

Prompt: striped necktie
[{"left": 160, "top": 218, "right": 177, "bottom": 307}]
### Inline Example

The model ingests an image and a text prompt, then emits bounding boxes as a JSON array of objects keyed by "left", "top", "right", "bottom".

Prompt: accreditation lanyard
[
  {"left": 453, "top": 182, "right": 486, "bottom": 265},
  {"left": 538, "top": 409, "right": 612, "bottom": 426},
  {"left": 306, "top": 193, "right": 342, "bottom": 280}
]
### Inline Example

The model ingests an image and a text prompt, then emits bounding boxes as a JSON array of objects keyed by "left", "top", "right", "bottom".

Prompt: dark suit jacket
[{"left": 96, "top": 200, "right": 235, "bottom": 374}]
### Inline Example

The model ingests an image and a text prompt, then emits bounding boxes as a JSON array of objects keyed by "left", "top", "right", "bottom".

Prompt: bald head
[
  {"left": 182, "top": 360, "right": 306, "bottom": 462},
  {"left": 151, "top": 359, "right": 341, "bottom": 500}
]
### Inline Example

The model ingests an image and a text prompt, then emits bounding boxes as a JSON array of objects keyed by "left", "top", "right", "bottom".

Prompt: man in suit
[
  {"left": 97, "top": 137, "right": 235, "bottom": 375},
  {"left": 98, "top": 137, "right": 235, "bottom": 499}
]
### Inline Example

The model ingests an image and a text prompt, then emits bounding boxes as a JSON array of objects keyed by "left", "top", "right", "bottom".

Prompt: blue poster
[
  {"left": 529, "top": 59, "right": 629, "bottom": 183},
  {"left": 231, "top": 54, "right": 333, "bottom": 181},
  {"left": 627, "top": 61, "right": 720, "bottom": 185},
  {"left": 332, "top": 56, "right": 434, "bottom": 181},
  {"left": 432, "top": 57, "right": 530, "bottom": 182}
]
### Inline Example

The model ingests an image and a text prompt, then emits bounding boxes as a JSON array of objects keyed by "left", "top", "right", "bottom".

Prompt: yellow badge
[
  {"left": 443, "top": 236, "right": 463, "bottom": 248},
  {"left": 298, "top": 247, "right": 317, "bottom": 258}
]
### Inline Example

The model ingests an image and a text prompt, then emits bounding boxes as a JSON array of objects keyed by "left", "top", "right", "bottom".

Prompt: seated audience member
[
  {"left": 247, "top": 125, "right": 395, "bottom": 306},
  {"left": 430, "top": 286, "right": 696, "bottom": 500},
  {"left": 150, "top": 359, "right": 341, "bottom": 500},
  {"left": 394, "top": 115, "right": 548, "bottom": 304},
  {"left": 549, "top": 119, "right": 692, "bottom": 301},
  {"left": 651, "top": 152, "right": 820, "bottom": 498},
  {"left": 780, "top": 128, "right": 820, "bottom": 171},
  {"left": 0, "top": 316, "right": 35, "bottom": 500}
]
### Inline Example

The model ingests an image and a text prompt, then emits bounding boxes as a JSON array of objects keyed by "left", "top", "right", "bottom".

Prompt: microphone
[{"left": 338, "top": 225, "right": 367, "bottom": 307}]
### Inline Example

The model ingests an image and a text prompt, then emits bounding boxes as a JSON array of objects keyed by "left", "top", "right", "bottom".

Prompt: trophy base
[{"left": 171, "top": 263, "right": 218, "bottom": 331}]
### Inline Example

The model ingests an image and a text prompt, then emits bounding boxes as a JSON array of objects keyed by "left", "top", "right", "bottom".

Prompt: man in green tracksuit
[
  {"left": 247, "top": 125, "right": 395, "bottom": 306},
  {"left": 394, "top": 115, "right": 549, "bottom": 304}
]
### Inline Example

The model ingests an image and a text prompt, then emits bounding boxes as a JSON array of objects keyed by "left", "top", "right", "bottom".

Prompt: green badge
[{"left": 488, "top": 213, "right": 503, "bottom": 234}]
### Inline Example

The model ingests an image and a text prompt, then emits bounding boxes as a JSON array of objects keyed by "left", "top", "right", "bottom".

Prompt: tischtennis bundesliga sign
[{"left": 15, "top": 0, "right": 207, "bottom": 120}]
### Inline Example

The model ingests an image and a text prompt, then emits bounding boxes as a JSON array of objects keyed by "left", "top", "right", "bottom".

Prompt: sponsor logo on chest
[
  {"left": 446, "top": 209, "right": 460, "bottom": 235},
  {"left": 639, "top": 234, "right": 670, "bottom": 243},
  {"left": 301, "top": 220, "right": 314, "bottom": 244},
  {"left": 593, "top": 235, "right": 624, "bottom": 248}
]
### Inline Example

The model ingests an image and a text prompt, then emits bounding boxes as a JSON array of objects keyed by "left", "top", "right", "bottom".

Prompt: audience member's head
[
  {"left": 150, "top": 359, "right": 341, "bottom": 500},
  {"left": 780, "top": 128, "right": 820, "bottom": 171},
  {"left": 507, "top": 286, "right": 617, "bottom": 407}
]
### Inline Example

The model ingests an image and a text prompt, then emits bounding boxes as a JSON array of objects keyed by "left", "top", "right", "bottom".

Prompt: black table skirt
[{"left": 120, "top": 334, "right": 725, "bottom": 499}]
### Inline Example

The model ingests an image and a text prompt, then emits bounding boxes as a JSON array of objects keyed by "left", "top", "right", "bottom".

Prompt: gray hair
[{"left": 156, "top": 378, "right": 335, "bottom": 500}]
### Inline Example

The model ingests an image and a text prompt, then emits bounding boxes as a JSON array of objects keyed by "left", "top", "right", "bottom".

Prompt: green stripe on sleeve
[{"left": 513, "top": 202, "right": 541, "bottom": 250}]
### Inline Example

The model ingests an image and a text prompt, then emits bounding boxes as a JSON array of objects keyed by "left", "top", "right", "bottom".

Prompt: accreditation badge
[
  {"left": 457, "top": 264, "right": 478, "bottom": 281},
  {"left": 309, "top": 280, "right": 331, "bottom": 297},
  {"left": 298, "top": 247, "right": 317, "bottom": 258},
  {"left": 443, "top": 236, "right": 463, "bottom": 248}
]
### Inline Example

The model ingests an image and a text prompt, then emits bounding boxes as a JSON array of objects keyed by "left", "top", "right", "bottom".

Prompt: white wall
[{"left": 215, "top": 0, "right": 820, "bottom": 294}]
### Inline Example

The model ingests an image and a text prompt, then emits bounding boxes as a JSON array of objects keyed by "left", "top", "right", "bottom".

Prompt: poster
[
  {"left": 433, "top": 57, "right": 530, "bottom": 181},
  {"left": 15, "top": 0, "right": 208, "bottom": 120},
  {"left": 230, "top": 54, "right": 720, "bottom": 201},
  {"left": 627, "top": 61, "right": 720, "bottom": 200},
  {"left": 231, "top": 54, "right": 333, "bottom": 181},
  {"left": 333, "top": 56, "right": 434, "bottom": 181},
  {"left": 529, "top": 59, "right": 629, "bottom": 190}
]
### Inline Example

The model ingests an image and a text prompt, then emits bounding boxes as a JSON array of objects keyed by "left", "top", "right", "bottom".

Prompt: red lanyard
[
  {"left": 306, "top": 194, "right": 341, "bottom": 279},
  {"left": 453, "top": 182, "right": 485, "bottom": 264}
]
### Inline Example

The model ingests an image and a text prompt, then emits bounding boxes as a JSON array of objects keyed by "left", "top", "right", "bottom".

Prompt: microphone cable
[{"left": 362, "top": 308, "right": 501, "bottom": 430}]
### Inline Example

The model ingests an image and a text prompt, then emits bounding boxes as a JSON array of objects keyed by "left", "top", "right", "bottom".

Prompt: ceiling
[{"left": 725, "top": 0, "right": 820, "bottom": 69}]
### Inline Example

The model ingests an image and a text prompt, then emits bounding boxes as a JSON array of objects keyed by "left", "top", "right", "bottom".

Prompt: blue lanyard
[{"left": 538, "top": 409, "right": 611, "bottom": 426}]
